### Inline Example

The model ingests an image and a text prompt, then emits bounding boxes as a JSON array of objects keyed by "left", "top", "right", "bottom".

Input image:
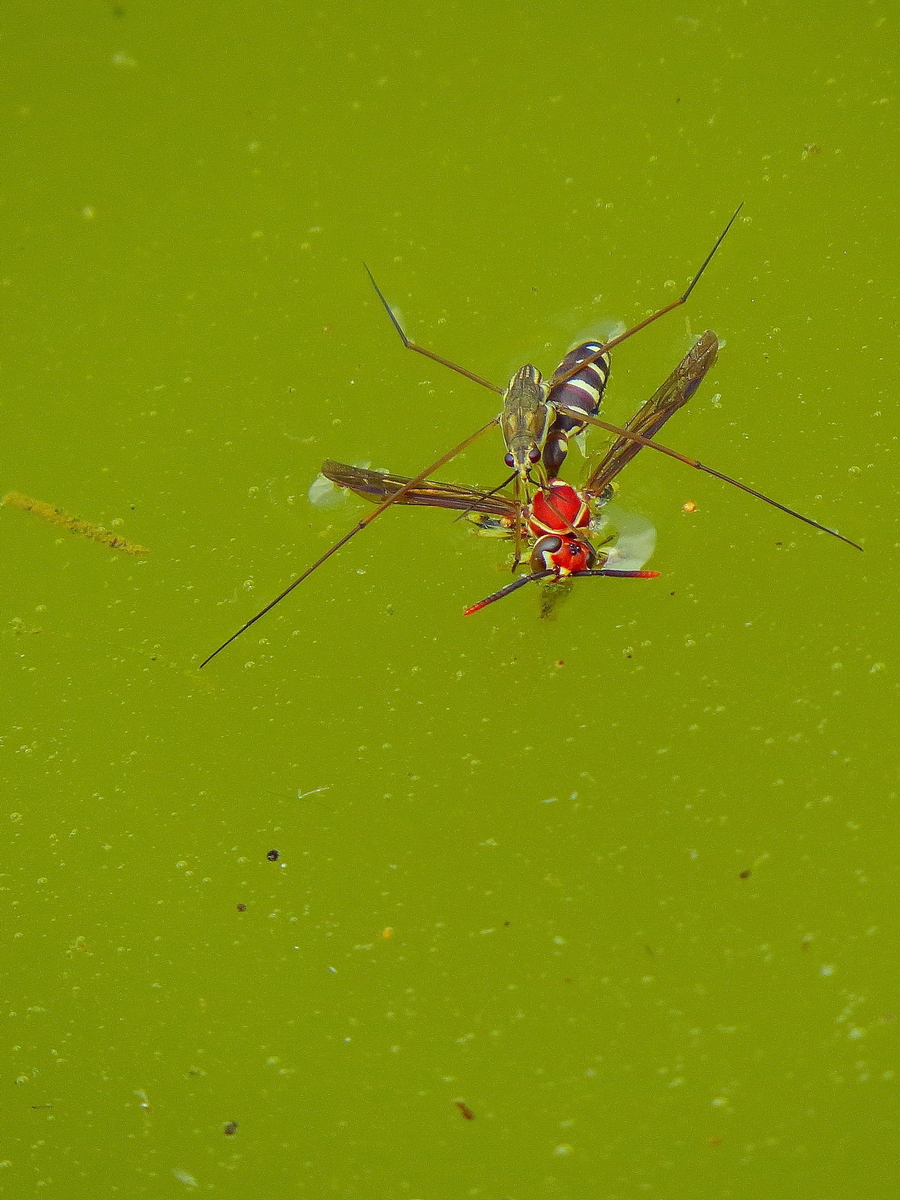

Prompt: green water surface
[{"left": 2, "top": 1, "right": 898, "bottom": 1196}]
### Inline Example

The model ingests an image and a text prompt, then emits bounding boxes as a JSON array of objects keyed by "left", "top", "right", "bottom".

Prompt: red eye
[
  {"left": 504, "top": 452, "right": 515, "bottom": 468},
  {"left": 528, "top": 447, "right": 541, "bottom": 463}
]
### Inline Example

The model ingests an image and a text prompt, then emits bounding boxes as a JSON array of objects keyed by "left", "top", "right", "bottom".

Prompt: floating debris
[{"left": 2, "top": 492, "right": 149, "bottom": 555}]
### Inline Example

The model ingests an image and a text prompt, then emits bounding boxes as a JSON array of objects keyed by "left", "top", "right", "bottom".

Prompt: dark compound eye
[
  {"left": 504, "top": 452, "right": 515, "bottom": 468},
  {"left": 528, "top": 446, "right": 541, "bottom": 463}
]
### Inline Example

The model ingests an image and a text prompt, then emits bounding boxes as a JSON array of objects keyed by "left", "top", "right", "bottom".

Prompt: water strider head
[{"left": 498, "top": 364, "right": 550, "bottom": 480}]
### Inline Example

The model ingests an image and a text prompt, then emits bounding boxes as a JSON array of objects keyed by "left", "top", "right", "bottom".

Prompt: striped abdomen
[{"left": 542, "top": 342, "right": 611, "bottom": 477}]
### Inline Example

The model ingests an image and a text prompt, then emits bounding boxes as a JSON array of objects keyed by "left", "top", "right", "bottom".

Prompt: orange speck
[
  {"left": 682, "top": 501, "right": 697, "bottom": 514},
  {"left": 381, "top": 927, "right": 393, "bottom": 939}
]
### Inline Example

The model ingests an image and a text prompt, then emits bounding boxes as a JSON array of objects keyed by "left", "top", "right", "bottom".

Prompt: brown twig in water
[{"left": 2, "top": 492, "right": 149, "bottom": 555}]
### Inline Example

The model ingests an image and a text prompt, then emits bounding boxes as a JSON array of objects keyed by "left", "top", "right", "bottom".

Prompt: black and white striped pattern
[{"left": 542, "top": 342, "right": 611, "bottom": 477}]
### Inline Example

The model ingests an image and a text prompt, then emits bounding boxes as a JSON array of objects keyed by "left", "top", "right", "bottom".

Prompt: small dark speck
[
  {"left": 267, "top": 849, "right": 279, "bottom": 862},
  {"left": 739, "top": 869, "right": 751, "bottom": 879},
  {"left": 224, "top": 1120, "right": 238, "bottom": 1136},
  {"left": 236, "top": 903, "right": 246, "bottom": 912},
  {"left": 454, "top": 1101, "right": 474, "bottom": 1120}
]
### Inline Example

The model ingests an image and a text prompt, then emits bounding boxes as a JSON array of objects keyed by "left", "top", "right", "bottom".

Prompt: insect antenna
[
  {"left": 463, "top": 570, "right": 555, "bottom": 614},
  {"left": 463, "top": 566, "right": 659, "bottom": 615}
]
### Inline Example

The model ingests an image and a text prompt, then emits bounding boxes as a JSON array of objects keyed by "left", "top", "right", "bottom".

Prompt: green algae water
[{"left": 2, "top": 2, "right": 898, "bottom": 1196}]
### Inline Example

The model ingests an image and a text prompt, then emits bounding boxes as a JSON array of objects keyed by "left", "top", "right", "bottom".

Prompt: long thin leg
[
  {"left": 549, "top": 205, "right": 743, "bottom": 389},
  {"left": 555, "top": 404, "right": 862, "bottom": 551},
  {"left": 510, "top": 474, "right": 529, "bottom": 571},
  {"left": 366, "top": 207, "right": 741, "bottom": 399},
  {"left": 199, "top": 416, "right": 499, "bottom": 667},
  {"left": 451, "top": 470, "right": 518, "bottom": 524},
  {"left": 364, "top": 265, "right": 503, "bottom": 394}
]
